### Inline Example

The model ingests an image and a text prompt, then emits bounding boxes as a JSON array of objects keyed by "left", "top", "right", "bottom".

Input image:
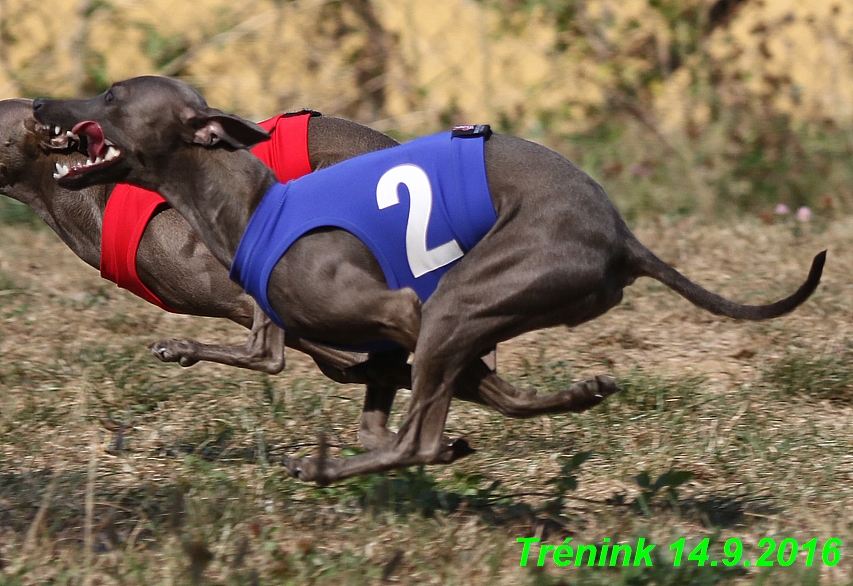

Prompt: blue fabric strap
[{"left": 230, "top": 131, "right": 496, "bottom": 350}]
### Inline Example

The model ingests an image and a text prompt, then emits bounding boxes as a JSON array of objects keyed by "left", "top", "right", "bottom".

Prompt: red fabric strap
[
  {"left": 100, "top": 111, "right": 314, "bottom": 312},
  {"left": 100, "top": 184, "right": 172, "bottom": 310},
  {"left": 251, "top": 112, "right": 314, "bottom": 182}
]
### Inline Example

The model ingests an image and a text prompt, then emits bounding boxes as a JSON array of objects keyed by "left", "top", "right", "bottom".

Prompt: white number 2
[{"left": 376, "top": 164, "right": 463, "bottom": 278}]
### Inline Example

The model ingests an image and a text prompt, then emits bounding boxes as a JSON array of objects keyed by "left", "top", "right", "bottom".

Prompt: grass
[
  {"left": 539, "top": 113, "right": 853, "bottom": 223},
  {"left": 1, "top": 216, "right": 852, "bottom": 584},
  {"left": 763, "top": 346, "right": 853, "bottom": 403},
  {"left": 0, "top": 200, "right": 40, "bottom": 228}
]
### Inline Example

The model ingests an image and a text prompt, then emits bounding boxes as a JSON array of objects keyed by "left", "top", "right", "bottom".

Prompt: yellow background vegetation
[
  {"left": 3, "top": 0, "right": 853, "bottom": 216},
  {"left": 2, "top": 0, "right": 852, "bottom": 132}
]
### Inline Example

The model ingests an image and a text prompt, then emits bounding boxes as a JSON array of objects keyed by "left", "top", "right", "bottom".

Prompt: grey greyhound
[
  {"left": 32, "top": 76, "right": 824, "bottom": 483},
  {"left": 0, "top": 97, "right": 412, "bottom": 448},
  {"left": 2, "top": 96, "right": 580, "bottom": 452}
]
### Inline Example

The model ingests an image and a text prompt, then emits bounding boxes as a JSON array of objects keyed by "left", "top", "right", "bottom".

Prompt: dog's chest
[{"left": 230, "top": 131, "right": 496, "bottom": 341}]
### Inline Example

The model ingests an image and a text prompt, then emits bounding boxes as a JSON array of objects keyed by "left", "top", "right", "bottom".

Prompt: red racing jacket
[{"left": 99, "top": 110, "right": 317, "bottom": 312}]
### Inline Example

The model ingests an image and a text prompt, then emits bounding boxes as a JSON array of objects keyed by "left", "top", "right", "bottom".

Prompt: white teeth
[
  {"left": 54, "top": 126, "right": 61, "bottom": 135},
  {"left": 53, "top": 162, "right": 70, "bottom": 179},
  {"left": 50, "top": 146, "right": 118, "bottom": 183}
]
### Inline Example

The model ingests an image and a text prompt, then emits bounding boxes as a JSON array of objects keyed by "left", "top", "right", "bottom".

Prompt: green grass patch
[
  {"left": 0, "top": 199, "right": 39, "bottom": 227},
  {"left": 763, "top": 347, "right": 853, "bottom": 402},
  {"left": 612, "top": 369, "right": 708, "bottom": 413},
  {"left": 0, "top": 269, "right": 16, "bottom": 293}
]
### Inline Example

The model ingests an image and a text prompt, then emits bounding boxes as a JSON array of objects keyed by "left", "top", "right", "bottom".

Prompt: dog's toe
[
  {"left": 148, "top": 339, "right": 200, "bottom": 367},
  {"left": 562, "top": 376, "right": 621, "bottom": 412},
  {"left": 282, "top": 457, "right": 334, "bottom": 485},
  {"left": 149, "top": 340, "right": 180, "bottom": 362},
  {"left": 594, "top": 375, "right": 622, "bottom": 397},
  {"left": 178, "top": 355, "right": 199, "bottom": 367},
  {"left": 149, "top": 344, "right": 171, "bottom": 361},
  {"left": 434, "top": 437, "right": 476, "bottom": 463},
  {"left": 282, "top": 457, "right": 306, "bottom": 479}
]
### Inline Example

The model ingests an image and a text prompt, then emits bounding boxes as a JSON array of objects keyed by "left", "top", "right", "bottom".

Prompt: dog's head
[
  {"left": 32, "top": 76, "right": 270, "bottom": 191},
  {"left": 0, "top": 98, "right": 90, "bottom": 195}
]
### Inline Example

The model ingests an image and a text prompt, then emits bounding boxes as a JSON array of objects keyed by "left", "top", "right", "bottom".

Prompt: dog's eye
[{"left": 104, "top": 90, "right": 114, "bottom": 103}]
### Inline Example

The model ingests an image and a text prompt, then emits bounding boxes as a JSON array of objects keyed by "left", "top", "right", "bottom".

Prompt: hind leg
[
  {"left": 284, "top": 311, "right": 483, "bottom": 482},
  {"left": 457, "top": 359, "right": 621, "bottom": 417},
  {"left": 283, "top": 228, "right": 626, "bottom": 482}
]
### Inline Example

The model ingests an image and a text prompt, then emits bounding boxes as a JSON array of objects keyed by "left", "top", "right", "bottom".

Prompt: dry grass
[{"left": 1, "top": 214, "right": 852, "bottom": 585}]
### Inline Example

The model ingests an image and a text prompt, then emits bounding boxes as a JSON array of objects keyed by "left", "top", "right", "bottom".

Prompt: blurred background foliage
[{"left": 1, "top": 0, "right": 853, "bottom": 219}]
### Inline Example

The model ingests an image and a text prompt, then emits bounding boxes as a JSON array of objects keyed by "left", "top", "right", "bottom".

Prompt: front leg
[
  {"left": 358, "top": 384, "right": 398, "bottom": 450},
  {"left": 150, "top": 304, "right": 286, "bottom": 374},
  {"left": 284, "top": 353, "right": 473, "bottom": 483},
  {"left": 355, "top": 348, "right": 409, "bottom": 450},
  {"left": 283, "top": 296, "right": 482, "bottom": 482}
]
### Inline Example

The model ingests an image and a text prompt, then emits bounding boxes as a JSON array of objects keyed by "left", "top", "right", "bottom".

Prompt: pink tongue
[{"left": 71, "top": 121, "right": 109, "bottom": 159}]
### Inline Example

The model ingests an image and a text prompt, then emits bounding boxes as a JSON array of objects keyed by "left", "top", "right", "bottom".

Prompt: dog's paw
[
  {"left": 566, "top": 375, "right": 622, "bottom": 410},
  {"left": 148, "top": 339, "right": 200, "bottom": 367},
  {"left": 442, "top": 437, "right": 476, "bottom": 463},
  {"left": 282, "top": 456, "right": 333, "bottom": 486},
  {"left": 592, "top": 375, "right": 622, "bottom": 399},
  {"left": 282, "top": 456, "right": 307, "bottom": 479}
]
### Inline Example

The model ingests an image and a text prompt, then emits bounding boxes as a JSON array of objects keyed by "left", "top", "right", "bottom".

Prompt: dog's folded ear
[{"left": 184, "top": 109, "right": 271, "bottom": 150}]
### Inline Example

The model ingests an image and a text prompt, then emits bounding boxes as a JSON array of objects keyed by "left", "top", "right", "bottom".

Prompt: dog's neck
[
  {"left": 3, "top": 158, "right": 108, "bottom": 270},
  {"left": 150, "top": 147, "right": 276, "bottom": 268}
]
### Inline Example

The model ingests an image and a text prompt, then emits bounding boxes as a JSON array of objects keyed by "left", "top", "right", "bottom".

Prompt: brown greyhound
[{"left": 32, "top": 76, "right": 824, "bottom": 483}]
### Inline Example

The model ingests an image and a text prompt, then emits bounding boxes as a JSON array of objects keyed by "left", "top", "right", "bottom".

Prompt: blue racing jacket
[{"left": 229, "top": 131, "right": 496, "bottom": 350}]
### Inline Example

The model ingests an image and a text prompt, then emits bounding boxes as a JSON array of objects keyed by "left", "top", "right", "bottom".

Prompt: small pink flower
[
  {"left": 774, "top": 203, "right": 790, "bottom": 214},
  {"left": 796, "top": 206, "right": 812, "bottom": 222},
  {"left": 630, "top": 164, "right": 655, "bottom": 177}
]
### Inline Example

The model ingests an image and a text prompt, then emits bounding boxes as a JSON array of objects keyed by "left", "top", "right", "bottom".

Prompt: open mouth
[
  {"left": 42, "top": 124, "right": 80, "bottom": 151},
  {"left": 44, "top": 120, "right": 122, "bottom": 180}
]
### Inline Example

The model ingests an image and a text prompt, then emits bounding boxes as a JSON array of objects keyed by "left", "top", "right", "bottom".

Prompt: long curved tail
[{"left": 626, "top": 239, "right": 825, "bottom": 320}]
